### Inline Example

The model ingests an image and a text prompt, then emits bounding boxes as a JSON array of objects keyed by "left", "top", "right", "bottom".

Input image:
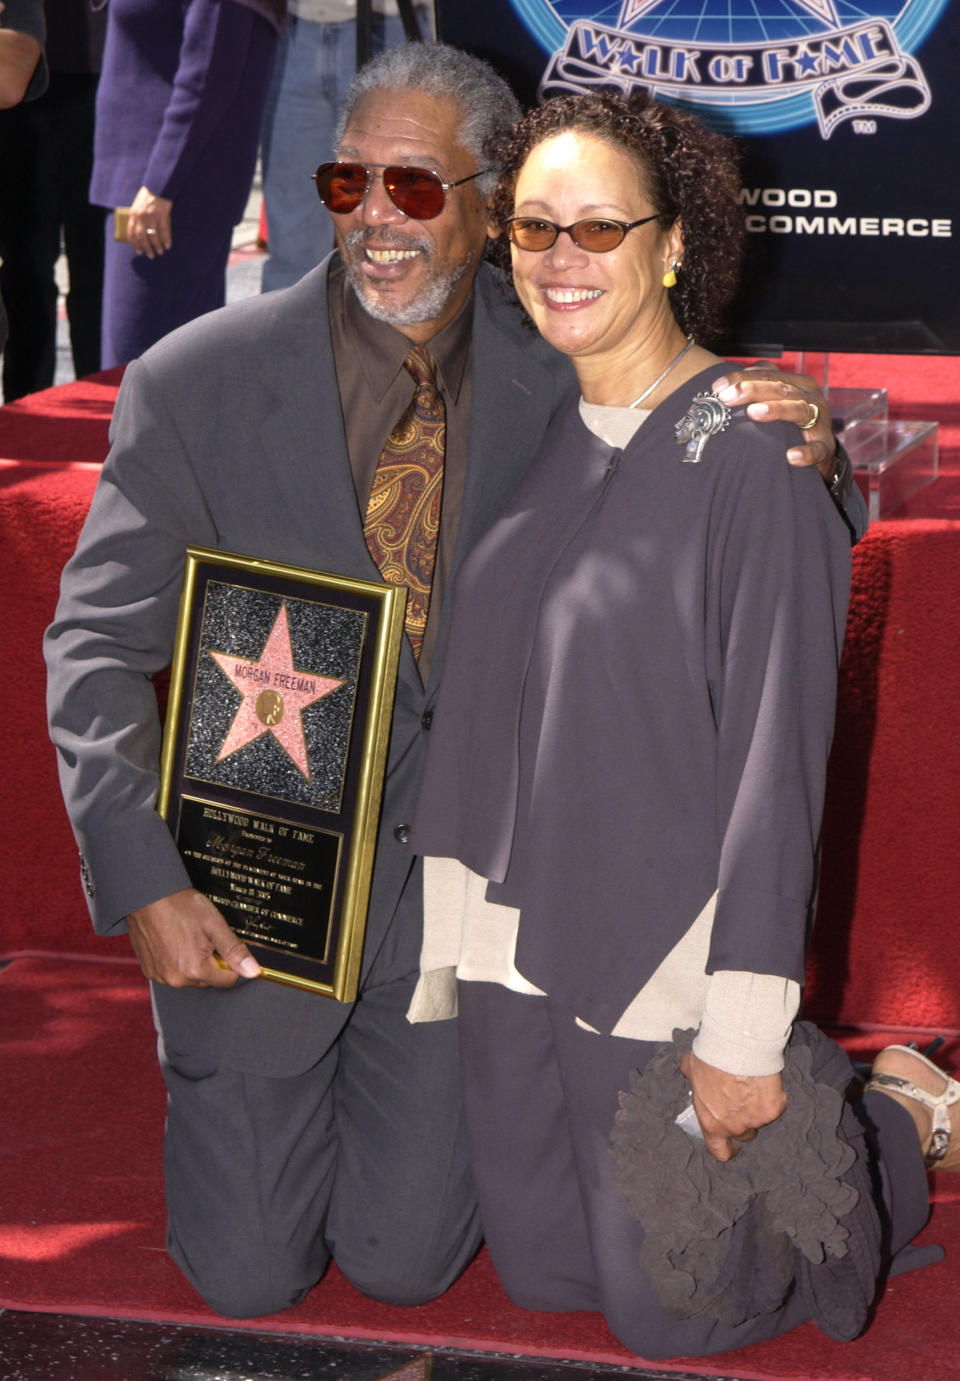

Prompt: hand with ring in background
[{"left": 126, "top": 184, "right": 173, "bottom": 259}]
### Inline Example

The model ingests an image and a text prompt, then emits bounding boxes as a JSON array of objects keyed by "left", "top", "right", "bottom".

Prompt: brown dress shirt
[{"left": 328, "top": 261, "right": 473, "bottom": 682}]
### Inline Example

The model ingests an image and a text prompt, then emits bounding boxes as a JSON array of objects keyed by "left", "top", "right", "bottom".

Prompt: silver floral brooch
[{"left": 674, "top": 392, "right": 731, "bottom": 463}]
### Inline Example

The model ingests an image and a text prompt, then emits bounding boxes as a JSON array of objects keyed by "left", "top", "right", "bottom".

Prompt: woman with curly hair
[{"left": 408, "top": 90, "right": 959, "bottom": 1360}]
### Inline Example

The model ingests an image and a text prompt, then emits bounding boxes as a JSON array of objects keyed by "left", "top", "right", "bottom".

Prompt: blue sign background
[{"left": 436, "top": 1, "right": 958, "bottom": 352}]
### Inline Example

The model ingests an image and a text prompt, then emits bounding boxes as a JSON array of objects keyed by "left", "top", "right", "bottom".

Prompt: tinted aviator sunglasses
[
  {"left": 313, "top": 161, "right": 489, "bottom": 221},
  {"left": 505, "top": 213, "right": 663, "bottom": 252}
]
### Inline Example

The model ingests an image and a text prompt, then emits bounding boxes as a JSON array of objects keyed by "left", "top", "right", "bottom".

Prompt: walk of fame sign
[
  {"left": 512, "top": 0, "right": 945, "bottom": 140},
  {"left": 157, "top": 548, "right": 406, "bottom": 1000}
]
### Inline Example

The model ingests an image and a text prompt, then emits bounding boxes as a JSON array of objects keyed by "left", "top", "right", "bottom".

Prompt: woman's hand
[
  {"left": 711, "top": 363, "right": 836, "bottom": 479},
  {"left": 127, "top": 184, "right": 173, "bottom": 258},
  {"left": 679, "top": 1048, "right": 787, "bottom": 1163}
]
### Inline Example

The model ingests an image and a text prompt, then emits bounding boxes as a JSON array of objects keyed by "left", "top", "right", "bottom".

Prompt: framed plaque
[{"left": 157, "top": 547, "right": 406, "bottom": 1001}]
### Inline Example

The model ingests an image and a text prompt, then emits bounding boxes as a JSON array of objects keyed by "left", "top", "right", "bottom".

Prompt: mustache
[{"left": 344, "top": 226, "right": 433, "bottom": 256}]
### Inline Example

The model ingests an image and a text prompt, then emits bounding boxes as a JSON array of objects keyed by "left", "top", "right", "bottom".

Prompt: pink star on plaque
[{"left": 208, "top": 603, "right": 344, "bottom": 781}]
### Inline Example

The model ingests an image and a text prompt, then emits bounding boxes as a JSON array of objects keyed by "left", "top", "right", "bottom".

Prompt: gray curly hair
[{"left": 334, "top": 43, "right": 521, "bottom": 198}]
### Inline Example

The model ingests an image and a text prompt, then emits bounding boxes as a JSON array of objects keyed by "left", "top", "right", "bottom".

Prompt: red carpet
[
  {"left": 804, "top": 519, "right": 960, "bottom": 1032},
  {"left": 0, "top": 368, "right": 122, "bottom": 465},
  {"left": 2, "top": 955, "right": 959, "bottom": 1381}
]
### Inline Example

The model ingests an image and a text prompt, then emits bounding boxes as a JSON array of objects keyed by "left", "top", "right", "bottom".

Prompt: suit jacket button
[
  {"left": 393, "top": 824, "right": 411, "bottom": 845},
  {"left": 421, "top": 710, "right": 433, "bottom": 730}
]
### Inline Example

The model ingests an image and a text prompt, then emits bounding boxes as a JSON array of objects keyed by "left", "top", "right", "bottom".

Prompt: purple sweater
[
  {"left": 410, "top": 368, "right": 852, "bottom": 1035},
  {"left": 90, "top": 0, "right": 275, "bottom": 224}
]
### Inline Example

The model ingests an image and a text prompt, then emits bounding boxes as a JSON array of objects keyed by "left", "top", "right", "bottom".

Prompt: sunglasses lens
[
  {"left": 571, "top": 220, "right": 626, "bottom": 251},
  {"left": 315, "top": 162, "right": 367, "bottom": 212},
  {"left": 384, "top": 166, "right": 445, "bottom": 219},
  {"left": 314, "top": 163, "right": 446, "bottom": 219},
  {"left": 508, "top": 219, "right": 631, "bottom": 252},
  {"left": 508, "top": 219, "right": 558, "bottom": 251}
]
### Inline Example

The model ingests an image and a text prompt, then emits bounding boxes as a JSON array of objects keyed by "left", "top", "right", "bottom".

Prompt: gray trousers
[
  {"left": 160, "top": 966, "right": 480, "bottom": 1318},
  {"left": 459, "top": 982, "right": 932, "bottom": 1361}
]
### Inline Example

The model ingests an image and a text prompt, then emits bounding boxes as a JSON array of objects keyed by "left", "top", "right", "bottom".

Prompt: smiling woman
[
  {"left": 507, "top": 130, "right": 688, "bottom": 402},
  {"left": 408, "top": 88, "right": 959, "bottom": 1362},
  {"left": 489, "top": 92, "right": 744, "bottom": 361}
]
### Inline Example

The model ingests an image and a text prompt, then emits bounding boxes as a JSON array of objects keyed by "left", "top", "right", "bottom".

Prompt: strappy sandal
[{"left": 867, "top": 1044, "right": 960, "bottom": 1170}]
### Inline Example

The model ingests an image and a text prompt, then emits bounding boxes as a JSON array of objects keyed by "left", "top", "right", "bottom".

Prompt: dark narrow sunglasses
[
  {"left": 313, "top": 161, "right": 488, "bottom": 220},
  {"left": 505, "top": 214, "right": 663, "bottom": 253}
]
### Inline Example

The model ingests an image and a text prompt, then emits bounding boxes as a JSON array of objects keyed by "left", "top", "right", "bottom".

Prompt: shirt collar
[{"left": 333, "top": 258, "right": 474, "bottom": 404}]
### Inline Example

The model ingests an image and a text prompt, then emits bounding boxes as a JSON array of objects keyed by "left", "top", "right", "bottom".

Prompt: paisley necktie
[{"left": 363, "top": 346, "right": 446, "bottom": 661}]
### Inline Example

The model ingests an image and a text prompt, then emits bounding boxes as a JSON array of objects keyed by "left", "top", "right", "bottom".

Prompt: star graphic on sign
[
  {"left": 208, "top": 603, "right": 344, "bottom": 781},
  {"left": 617, "top": 44, "right": 645, "bottom": 76},
  {"left": 794, "top": 45, "right": 821, "bottom": 75}
]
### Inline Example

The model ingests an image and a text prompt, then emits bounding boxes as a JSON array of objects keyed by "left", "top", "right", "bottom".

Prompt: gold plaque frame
[{"left": 158, "top": 547, "right": 406, "bottom": 1001}]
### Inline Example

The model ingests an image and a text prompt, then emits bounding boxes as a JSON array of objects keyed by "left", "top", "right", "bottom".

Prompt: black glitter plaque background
[{"left": 185, "top": 581, "right": 366, "bottom": 813}]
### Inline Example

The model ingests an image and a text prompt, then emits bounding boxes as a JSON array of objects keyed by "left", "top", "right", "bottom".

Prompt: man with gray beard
[{"left": 45, "top": 42, "right": 863, "bottom": 1320}]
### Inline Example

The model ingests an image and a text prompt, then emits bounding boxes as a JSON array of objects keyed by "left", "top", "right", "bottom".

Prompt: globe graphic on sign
[{"left": 510, "top": 0, "right": 947, "bottom": 133}]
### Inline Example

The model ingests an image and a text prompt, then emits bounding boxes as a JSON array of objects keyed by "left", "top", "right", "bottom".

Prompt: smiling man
[
  {"left": 45, "top": 42, "right": 864, "bottom": 1321},
  {"left": 330, "top": 88, "right": 481, "bottom": 332}
]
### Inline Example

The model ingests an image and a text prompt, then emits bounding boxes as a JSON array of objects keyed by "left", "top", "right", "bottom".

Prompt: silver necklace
[{"left": 628, "top": 335, "right": 695, "bottom": 410}]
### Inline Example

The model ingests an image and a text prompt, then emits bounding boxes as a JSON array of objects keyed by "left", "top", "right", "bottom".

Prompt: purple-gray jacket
[{"left": 410, "top": 368, "right": 852, "bottom": 1034}]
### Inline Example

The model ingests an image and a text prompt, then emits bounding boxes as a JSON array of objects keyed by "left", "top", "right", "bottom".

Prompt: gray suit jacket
[{"left": 44, "top": 257, "right": 572, "bottom": 1075}]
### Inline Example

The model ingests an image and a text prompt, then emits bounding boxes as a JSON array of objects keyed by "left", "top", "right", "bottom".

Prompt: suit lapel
[
  {"left": 253, "top": 260, "right": 424, "bottom": 696},
  {"left": 253, "top": 262, "right": 373, "bottom": 579}
]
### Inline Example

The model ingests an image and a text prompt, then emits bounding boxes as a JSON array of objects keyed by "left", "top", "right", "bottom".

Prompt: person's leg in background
[
  {"left": 0, "top": 92, "right": 62, "bottom": 400},
  {"left": 259, "top": 7, "right": 430, "bottom": 293},
  {"left": 260, "top": 15, "right": 354, "bottom": 292},
  {"left": 0, "top": 73, "right": 104, "bottom": 401},
  {"left": 58, "top": 72, "right": 105, "bottom": 380}
]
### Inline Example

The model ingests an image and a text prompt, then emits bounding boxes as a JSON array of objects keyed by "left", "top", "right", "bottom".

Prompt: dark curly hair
[{"left": 487, "top": 91, "right": 744, "bottom": 344}]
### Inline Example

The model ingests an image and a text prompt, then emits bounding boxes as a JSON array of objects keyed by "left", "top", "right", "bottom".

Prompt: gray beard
[{"left": 342, "top": 228, "right": 471, "bottom": 327}]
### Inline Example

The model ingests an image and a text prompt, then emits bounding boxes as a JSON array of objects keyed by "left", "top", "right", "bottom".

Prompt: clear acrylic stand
[
  {"left": 842, "top": 421, "right": 940, "bottom": 523},
  {"left": 794, "top": 352, "right": 938, "bottom": 519}
]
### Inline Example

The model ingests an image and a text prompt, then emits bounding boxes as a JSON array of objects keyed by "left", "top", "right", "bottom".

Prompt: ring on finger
[
  {"left": 798, "top": 401, "right": 820, "bottom": 431},
  {"left": 145, "top": 228, "right": 157, "bottom": 236}
]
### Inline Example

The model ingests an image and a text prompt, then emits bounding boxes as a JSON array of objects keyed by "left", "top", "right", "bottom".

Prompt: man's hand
[
  {"left": 127, "top": 887, "right": 261, "bottom": 988},
  {"left": 712, "top": 363, "right": 836, "bottom": 480},
  {"left": 679, "top": 1048, "right": 787, "bottom": 1163},
  {"left": 127, "top": 184, "right": 173, "bottom": 258}
]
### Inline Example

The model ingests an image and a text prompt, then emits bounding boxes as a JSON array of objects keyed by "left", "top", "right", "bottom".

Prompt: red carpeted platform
[
  {"left": 0, "top": 368, "right": 122, "bottom": 466},
  {"left": 2, "top": 356, "right": 960, "bottom": 1378},
  {"left": 1, "top": 955, "right": 959, "bottom": 1381}
]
